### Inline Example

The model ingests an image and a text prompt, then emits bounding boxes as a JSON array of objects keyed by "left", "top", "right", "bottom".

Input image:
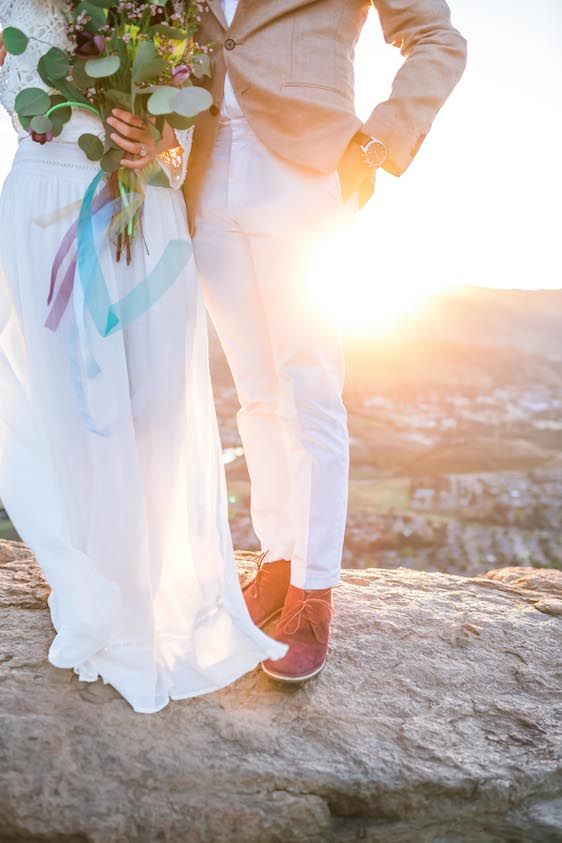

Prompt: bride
[{"left": 0, "top": 0, "right": 285, "bottom": 713}]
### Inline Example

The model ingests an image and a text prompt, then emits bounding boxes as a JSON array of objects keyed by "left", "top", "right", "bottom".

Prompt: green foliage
[
  {"left": 49, "top": 96, "right": 73, "bottom": 124},
  {"left": 68, "top": 60, "right": 95, "bottom": 91},
  {"left": 78, "top": 133, "right": 105, "bottom": 161},
  {"left": 2, "top": 27, "right": 29, "bottom": 56},
  {"left": 191, "top": 54, "right": 212, "bottom": 80},
  {"left": 14, "top": 88, "right": 51, "bottom": 118},
  {"left": 29, "top": 115, "right": 54, "bottom": 134},
  {"left": 171, "top": 86, "right": 213, "bottom": 118},
  {"left": 38, "top": 48, "right": 70, "bottom": 82},
  {"left": 165, "top": 112, "right": 195, "bottom": 130},
  {"left": 148, "top": 24, "right": 189, "bottom": 40},
  {"left": 145, "top": 167, "right": 171, "bottom": 189},
  {"left": 132, "top": 42, "right": 167, "bottom": 84},
  {"left": 104, "top": 89, "right": 133, "bottom": 111},
  {"left": 74, "top": 2, "right": 107, "bottom": 32},
  {"left": 85, "top": 55, "right": 121, "bottom": 79},
  {"left": 147, "top": 86, "right": 177, "bottom": 116},
  {"left": 101, "top": 146, "right": 124, "bottom": 173}
]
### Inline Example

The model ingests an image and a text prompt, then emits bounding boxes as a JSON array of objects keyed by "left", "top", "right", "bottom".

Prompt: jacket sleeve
[{"left": 364, "top": 0, "right": 467, "bottom": 176}]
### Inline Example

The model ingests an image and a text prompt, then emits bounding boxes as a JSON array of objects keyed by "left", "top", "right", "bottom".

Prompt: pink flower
[
  {"left": 170, "top": 65, "right": 191, "bottom": 86},
  {"left": 30, "top": 129, "right": 54, "bottom": 145},
  {"left": 75, "top": 32, "right": 106, "bottom": 57}
]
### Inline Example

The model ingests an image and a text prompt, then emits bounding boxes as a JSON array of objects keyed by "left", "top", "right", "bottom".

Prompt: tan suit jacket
[{"left": 184, "top": 0, "right": 467, "bottom": 219}]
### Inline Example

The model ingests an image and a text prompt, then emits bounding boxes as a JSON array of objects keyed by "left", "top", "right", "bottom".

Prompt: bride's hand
[
  {"left": 106, "top": 109, "right": 159, "bottom": 171},
  {"left": 0, "top": 35, "right": 7, "bottom": 67}
]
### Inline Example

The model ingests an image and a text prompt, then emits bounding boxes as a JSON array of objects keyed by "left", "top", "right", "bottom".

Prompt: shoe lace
[
  {"left": 280, "top": 594, "right": 334, "bottom": 644},
  {"left": 250, "top": 550, "right": 270, "bottom": 598}
]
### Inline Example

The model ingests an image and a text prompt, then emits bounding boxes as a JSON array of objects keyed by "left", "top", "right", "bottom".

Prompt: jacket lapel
[{"left": 207, "top": 0, "right": 227, "bottom": 29}]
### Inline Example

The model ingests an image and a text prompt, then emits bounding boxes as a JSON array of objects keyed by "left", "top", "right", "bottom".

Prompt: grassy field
[
  {"left": 225, "top": 466, "right": 411, "bottom": 518},
  {"left": 348, "top": 475, "right": 410, "bottom": 513}
]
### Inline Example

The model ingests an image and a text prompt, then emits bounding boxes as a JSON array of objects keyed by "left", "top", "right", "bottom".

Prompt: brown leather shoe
[
  {"left": 261, "top": 585, "right": 333, "bottom": 683},
  {"left": 243, "top": 556, "right": 291, "bottom": 628}
]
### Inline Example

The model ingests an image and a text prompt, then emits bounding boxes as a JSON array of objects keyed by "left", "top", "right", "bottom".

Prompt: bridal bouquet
[{"left": 2, "top": 0, "right": 213, "bottom": 261}]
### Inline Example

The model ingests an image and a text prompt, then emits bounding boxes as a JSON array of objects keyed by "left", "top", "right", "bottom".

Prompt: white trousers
[{"left": 193, "top": 116, "right": 356, "bottom": 589}]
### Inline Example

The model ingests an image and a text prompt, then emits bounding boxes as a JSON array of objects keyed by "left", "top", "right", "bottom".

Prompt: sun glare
[{"left": 307, "top": 220, "right": 435, "bottom": 337}]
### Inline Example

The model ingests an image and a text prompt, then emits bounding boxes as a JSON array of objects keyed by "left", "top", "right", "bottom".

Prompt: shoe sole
[{"left": 260, "top": 659, "right": 326, "bottom": 683}]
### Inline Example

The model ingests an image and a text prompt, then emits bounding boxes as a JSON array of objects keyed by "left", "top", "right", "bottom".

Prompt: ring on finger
[{"left": 139, "top": 143, "right": 148, "bottom": 158}]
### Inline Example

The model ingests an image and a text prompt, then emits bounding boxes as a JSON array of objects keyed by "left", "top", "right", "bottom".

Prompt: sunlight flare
[{"left": 307, "top": 221, "right": 437, "bottom": 336}]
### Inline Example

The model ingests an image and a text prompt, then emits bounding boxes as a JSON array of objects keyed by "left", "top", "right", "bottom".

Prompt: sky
[{"left": 1, "top": 0, "right": 561, "bottom": 312}]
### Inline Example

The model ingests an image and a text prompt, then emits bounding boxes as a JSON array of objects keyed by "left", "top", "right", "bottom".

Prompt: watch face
[{"left": 363, "top": 140, "right": 387, "bottom": 168}]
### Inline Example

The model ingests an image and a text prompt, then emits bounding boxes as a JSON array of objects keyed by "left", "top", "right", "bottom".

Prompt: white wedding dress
[{"left": 0, "top": 0, "right": 285, "bottom": 713}]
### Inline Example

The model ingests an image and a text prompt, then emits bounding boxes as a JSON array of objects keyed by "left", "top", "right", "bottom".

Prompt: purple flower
[
  {"left": 30, "top": 129, "right": 54, "bottom": 145},
  {"left": 75, "top": 32, "right": 106, "bottom": 58},
  {"left": 170, "top": 65, "right": 191, "bottom": 86}
]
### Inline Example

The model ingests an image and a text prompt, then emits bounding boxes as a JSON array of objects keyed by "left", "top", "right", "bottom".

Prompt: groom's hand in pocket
[{"left": 337, "top": 140, "right": 376, "bottom": 208}]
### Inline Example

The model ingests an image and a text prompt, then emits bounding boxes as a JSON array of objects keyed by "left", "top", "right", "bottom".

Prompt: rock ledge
[{"left": 0, "top": 541, "right": 561, "bottom": 843}]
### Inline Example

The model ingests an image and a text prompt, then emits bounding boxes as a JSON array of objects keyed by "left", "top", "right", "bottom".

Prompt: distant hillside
[
  {"left": 405, "top": 286, "right": 562, "bottom": 357},
  {"left": 210, "top": 286, "right": 562, "bottom": 397},
  {"left": 342, "top": 287, "right": 562, "bottom": 395},
  {"left": 344, "top": 337, "right": 562, "bottom": 396}
]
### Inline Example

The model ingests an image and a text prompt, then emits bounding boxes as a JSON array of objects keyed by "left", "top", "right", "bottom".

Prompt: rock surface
[{"left": 0, "top": 540, "right": 561, "bottom": 843}]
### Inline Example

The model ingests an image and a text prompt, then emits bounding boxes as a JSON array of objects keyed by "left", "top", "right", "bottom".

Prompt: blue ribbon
[
  {"left": 69, "top": 170, "right": 193, "bottom": 435},
  {"left": 77, "top": 170, "right": 193, "bottom": 337}
]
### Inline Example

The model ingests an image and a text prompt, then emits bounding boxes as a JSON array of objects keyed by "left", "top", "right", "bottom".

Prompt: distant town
[
  {"left": 220, "top": 367, "right": 562, "bottom": 578},
  {"left": 3, "top": 286, "right": 562, "bottom": 579}
]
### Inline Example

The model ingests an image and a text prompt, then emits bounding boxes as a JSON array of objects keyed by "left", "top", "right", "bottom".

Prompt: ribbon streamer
[{"left": 44, "top": 169, "right": 193, "bottom": 436}]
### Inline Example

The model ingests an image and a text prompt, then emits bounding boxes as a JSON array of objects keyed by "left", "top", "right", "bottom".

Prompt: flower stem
[
  {"left": 45, "top": 102, "right": 101, "bottom": 119},
  {"left": 118, "top": 175, "right": 135, "bottom": 238}
]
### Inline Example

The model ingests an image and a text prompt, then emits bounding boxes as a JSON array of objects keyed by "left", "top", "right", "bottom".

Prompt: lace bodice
[
  {"left": 0, "top": 1, "right": 71, "bottom": 120},
  {"left": 0, "top": 0, "right": 191, "bottom": 188}
]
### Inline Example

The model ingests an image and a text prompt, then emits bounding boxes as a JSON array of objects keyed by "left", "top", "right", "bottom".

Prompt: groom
[{"left": 185, "top": 0, "right": 467, "bottom": 682}]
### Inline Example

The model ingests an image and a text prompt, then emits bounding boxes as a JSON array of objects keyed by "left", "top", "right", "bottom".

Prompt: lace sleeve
[
  {"left": 0, "top": 0, "right": 71, "bottom": 122},
  {"left": 156, "top": 127, "right": 193, "bottom": 191}
]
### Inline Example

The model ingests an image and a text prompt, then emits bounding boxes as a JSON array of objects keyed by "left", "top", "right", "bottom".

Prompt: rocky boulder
[{"left": 0, "top": 541, "right": 561, "bottom": 842}]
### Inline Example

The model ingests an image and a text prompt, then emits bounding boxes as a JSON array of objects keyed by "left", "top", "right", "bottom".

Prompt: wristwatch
[{"left": 352, "top": 131, "right": 387, "bottom": 170}]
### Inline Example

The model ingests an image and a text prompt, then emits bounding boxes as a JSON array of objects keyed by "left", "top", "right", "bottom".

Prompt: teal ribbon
[
  {"left": 77, "top": 170, "right": 193, "bottom": 337},
  {"left": 70, "top": 170, "right": 193, "bottom": 435}
]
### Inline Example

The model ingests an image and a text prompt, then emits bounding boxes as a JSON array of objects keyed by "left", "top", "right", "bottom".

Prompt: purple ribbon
[{"left": 45, "top": 184, "right": 113, "bottom": 331}]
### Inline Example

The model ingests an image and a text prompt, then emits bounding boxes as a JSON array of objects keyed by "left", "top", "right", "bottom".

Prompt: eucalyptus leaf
[
  {"left": 104, "top": 89, "right": 133, "bottom": 110},
  {"left": 147, "top": 86, "right": 177, "bottom": 116},
  {"left": 50, "top": 115, "right": 65, "bottom": 138},
  {"left": 85, "top": 55, "right": 121, "bottom": 79},
  {"left": 78, "top": 133, "right": 105, "bottom": 161},
  {"left": 2, "top": 27, "right": 29, "bottom": 56},
  {"left": 49, "top": 95, "right": 72, "bottom": 124},
  {"left": 38, "top": 48, "right": 70, "bottom": 81},
  {"left": 69, "top": 59, "right": 95, "bottom": 90},
  {"left": 74, "top": 2, "right": 107, "bottom": 32},
  {"left": 149, "top": 124, "right": 162, "bottom": 143},
  {"left": 132, "top": 40, "right": 167, "bottom": 84},
  {"left": 29, "top": 115, "right": 53, "bottom": 134},
  {"left": 14, "top": 88, "right": 51, "bottom": 118},
  {"left": 50, "top": 79, "right": 89, "bottom": 106},
  {"left": 165, "top": 112, "right": 195, "bottom": 131},
  {"left": 101, "top": 146, "right": 124, "bottom": 174},
  {"left": 171, "top": 86, "right": 213, "bottom": 118},
  {"left": 191, "top": 54, "right": 212, "bottom": 80},
  {"left": 146, "top": 167, "right": 171, "bottom": 189}
]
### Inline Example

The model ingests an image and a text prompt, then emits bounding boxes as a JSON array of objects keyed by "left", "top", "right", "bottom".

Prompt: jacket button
[{"left": 224, "top": 38, "right": 236, "bottom": 50}]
